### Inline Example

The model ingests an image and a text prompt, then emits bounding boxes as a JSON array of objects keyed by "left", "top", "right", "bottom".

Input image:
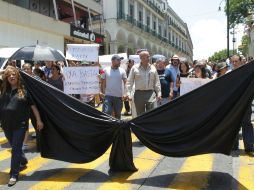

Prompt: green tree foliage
[
  {"left": 208, "top": 49, "right": 234, "bottom": 62},
  {"left": 225, "top": 0, "right": 254, "bottom": 27},
  {"left": 238, "top": 35, "right": 250, "bottom": 56}
]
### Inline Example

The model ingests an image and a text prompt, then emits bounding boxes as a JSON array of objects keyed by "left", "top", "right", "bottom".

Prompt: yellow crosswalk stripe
[
  {"left": 0, "top": 149, "right": 11, "bottom": 162},
  {"left": 0, "top": 137, "right": 7, "bottom": 145},
  {"left": 0, "top": 139, "right": 36, "bottom": 163},
  {"left": 28, "top": 153, "right": 110, "bottom": 190},
  {"left": 168, "top": 154, "right": 213, "bottom": 190},
  {"left": 97, "top": 149, "right": 163, "bottom": 190},
  {"left": 28, "top": 134, "right": 138, "bottom": 190},
  {"left": 237, "top": 140, "right": 254, "bottom": 190},
  {"left": 0, "top": 156, "right": 50, "bottom": 186}
]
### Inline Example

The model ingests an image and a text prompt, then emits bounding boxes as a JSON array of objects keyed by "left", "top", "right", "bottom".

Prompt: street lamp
[{"left": 227, "top": 0, "right": 229, "bottom": 57}]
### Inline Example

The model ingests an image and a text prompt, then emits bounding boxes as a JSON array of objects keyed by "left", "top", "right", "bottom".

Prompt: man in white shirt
[{"left": 101, "top": 55, "right": 127, "bottom": 119}]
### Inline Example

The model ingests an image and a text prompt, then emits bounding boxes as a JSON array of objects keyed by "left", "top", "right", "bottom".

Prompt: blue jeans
[
  {"left": 4, "top": 124, "right": 28, "bottom": 178},
  {"left": 103, "top": 95, "right": 123, "bottom": 119},
  {"left": 173, "top": 91, "right": 179, "bottom": 99}
]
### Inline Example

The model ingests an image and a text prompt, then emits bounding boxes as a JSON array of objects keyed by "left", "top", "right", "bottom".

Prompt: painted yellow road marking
[
  {"left": 0, "top": 149, "right": 11, "bottom": 162},
  {"left": 0, "top": 139, "right": 36, "bottom": 163},
  {"left": 97, "top": 149, "right": 163, "bottom": 190},
  {"left": 0, "top": 156, "right": 50, "bottom": 185},
  {"left": 28, "top": 134, "right": 138, "bottom": 190},
  {"left": 169, "top": 154, "right": 213, "bottom": 190},
  {"left": 0, "top": 137, "right": 8, "bottom": 145},
  {"left": 237, "top": 140, "right": 254, "bottom": 190}
]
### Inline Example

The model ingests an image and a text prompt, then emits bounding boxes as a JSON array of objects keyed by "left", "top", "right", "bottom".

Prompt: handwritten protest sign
[
  {"left": 129, "top": 55, "right": 140, "bottom": 64},
  {"left": 180, "top": 78, "right": 212, "bottom": 96},
  {"left": 63, "top": 67, "right": 99, "bottom": 94},
  {"left": 66, "top": 44, "right": 99, "bottom": 62}
]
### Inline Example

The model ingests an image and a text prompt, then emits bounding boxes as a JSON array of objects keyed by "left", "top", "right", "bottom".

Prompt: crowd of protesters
[{"left": 0, "top": 50, "right": 253, "bottom": 186}]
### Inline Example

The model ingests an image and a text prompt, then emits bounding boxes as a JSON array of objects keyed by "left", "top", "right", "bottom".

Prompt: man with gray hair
[{"left": 126, "top": 51, "right": 161, "bottom": 116}]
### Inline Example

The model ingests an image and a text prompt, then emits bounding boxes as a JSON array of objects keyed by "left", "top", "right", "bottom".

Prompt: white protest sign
[
  {"left": 63, "top": 67, "right": 99, "bottom": 94},
  {"left": 66, "top": 44, "right": 99, "bottom": 62},
  {"left": 99, "top": 53, "right": 128, "bottom": 69},
  {"left": 129, "top": 55, "right": 140, "bottom": 64},
  {"left": 180, "top": 78, "right": 212, "bottom": 96}
]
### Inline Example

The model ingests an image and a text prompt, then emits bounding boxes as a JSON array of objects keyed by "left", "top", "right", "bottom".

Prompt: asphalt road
[{"left": 0, "top": 102, "right": 253, "bottom": 189}]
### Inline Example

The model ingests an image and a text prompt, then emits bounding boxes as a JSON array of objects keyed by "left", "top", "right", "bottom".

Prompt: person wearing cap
[
  {"left": 126, "top": 51, "right": 161, "bottom": 116},
  {"left": 215, "top": 62, "right": 229, "bottom": 78},
  {"left": 100, "top": 55, "right": 127, "bottom": 119},
  {"left": 165, "top": 55, "right": 181, "bottom": 99},
  {"left": 230, "top": 55, "right": 254, "bottom": 156}
]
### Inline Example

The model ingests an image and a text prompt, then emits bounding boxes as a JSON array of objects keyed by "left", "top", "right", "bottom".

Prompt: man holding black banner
[
  {"left": 231, "top": 55, "right": 254, "bottom": 156},
  {"left": 100, "top": 55, "right": 127, "bottom": 119}
]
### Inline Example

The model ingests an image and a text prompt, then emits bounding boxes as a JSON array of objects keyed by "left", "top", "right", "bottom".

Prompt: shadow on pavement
[
  {"left": 128, "top": 171, "right": 249, "bottom": 189},
  {"left": 6, "top": 169, "right": 248, "bottom": 189}
]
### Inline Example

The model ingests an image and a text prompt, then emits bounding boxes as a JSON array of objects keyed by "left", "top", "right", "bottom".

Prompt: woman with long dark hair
[{"left": 0, "top": 66, "right": 43, "bottom": 186}]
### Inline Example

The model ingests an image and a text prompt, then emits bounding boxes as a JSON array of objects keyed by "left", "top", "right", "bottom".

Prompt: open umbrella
[{"left": 9, "top": 45, "right": 66, "bottom": 62}]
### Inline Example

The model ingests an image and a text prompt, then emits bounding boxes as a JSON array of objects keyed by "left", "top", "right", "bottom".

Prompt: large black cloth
[
  {"left": 20, "top": 73, "right": 136, "bottom": 171},
  {"left": 20, "top": 61, "right": 254, "bottom": 171},
  {"left": 131, "top": 62, "right": 254, "bottom": 156}
]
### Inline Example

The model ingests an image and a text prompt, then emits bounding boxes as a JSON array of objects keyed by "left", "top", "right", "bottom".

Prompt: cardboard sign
[
  {"left": 66, "top": 44, "right": 99, "bottom": 62},
  {"left": 180, "top": 78, "right": 212, "bottom": 96},
  {"left": 63, "top": 67, "right": 99, "bottom": 94}
]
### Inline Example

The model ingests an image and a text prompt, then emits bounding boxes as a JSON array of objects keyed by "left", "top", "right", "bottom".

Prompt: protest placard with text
[
  {"left": 66, "top": 44, "right": 99, "bottom": 62},
  {"left": 180, "top": 78, "right": 212, "bottom": 96},
  {"left": 63, "top": 67, "right": 99, "bottom": 94}
]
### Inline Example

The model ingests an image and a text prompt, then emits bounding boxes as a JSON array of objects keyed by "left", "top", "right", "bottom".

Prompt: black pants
[
  {"left": 233, "top": 102, "right": 254, "bottom": 151},
  {"left": 124, "top": 101, "right": 130, "bottom": 112},
  {"left": 4, "top": 124, "right": 28, "bottom": 178}
]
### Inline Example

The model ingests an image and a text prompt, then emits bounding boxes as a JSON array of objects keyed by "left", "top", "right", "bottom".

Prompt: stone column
[
  {"left": 142, "top": 6, "right": 146, "bottom": 25},
  {"left": 110, "top": 41, "right": 118, "bottom": 54},
  {"left": 134, "top": 1, "right": 138, "bottom": 21},
  {"left": 124, "top": 0, "right": 128, "bottom": 15}
]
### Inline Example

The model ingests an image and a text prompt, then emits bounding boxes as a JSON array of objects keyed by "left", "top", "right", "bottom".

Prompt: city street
[{"left": 0, "top": 105, "right": 253, "bottom": 190}]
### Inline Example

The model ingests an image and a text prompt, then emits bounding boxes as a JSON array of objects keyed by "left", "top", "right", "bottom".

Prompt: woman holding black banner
[{"left": 0, "top": 66, "right": 44, "bottom": 186}]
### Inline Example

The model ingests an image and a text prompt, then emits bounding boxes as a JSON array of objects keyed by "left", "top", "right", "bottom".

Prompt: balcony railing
[
  {"left": 169, "top": 21, "right": 187, "bottom": 37},
  {"left": 117, "top": 12, "right": 188, "bottom": 53},
  {"left": 142, "top": 0, "right": 166, "bottom": 18}
]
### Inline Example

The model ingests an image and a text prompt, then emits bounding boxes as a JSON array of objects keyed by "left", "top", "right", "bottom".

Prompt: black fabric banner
[
  {"left": 130, "top": 62, "right": 254, "bottom": 157},
  {"left": 20, "top": 61, "right": 254, "bottom": 171}
]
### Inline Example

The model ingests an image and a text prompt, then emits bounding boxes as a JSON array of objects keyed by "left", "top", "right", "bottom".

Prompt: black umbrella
[{"left": 9, "top": 45, "right": 66, "bottom": 61}]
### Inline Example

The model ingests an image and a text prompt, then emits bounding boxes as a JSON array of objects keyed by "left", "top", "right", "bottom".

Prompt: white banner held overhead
[
  {"left": 180, "top": 78, "right": 212, "bottom": 96},
  {"left": 66, "top": 44, "right": 99, "bottom": 62},
  {"left": 63, "top": 67, "right": 99, "bottom": 94}
]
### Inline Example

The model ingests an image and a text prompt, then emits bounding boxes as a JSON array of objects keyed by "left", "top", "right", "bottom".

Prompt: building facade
[
  {"left": 93, "top": 0, "right": 193, "bottom": 61},
  {"left": 0, "top": 0, "right": 104, "bottom": 53}
]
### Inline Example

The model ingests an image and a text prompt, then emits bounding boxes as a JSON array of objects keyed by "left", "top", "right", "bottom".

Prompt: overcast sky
[{"left": 168, "top": 0, "right": 244, "bottom": 60}]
